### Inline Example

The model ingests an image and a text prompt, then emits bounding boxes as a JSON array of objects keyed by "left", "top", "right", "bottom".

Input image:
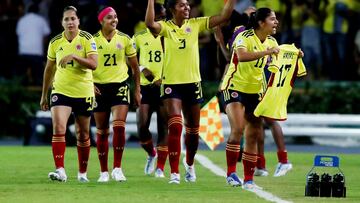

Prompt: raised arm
[
  {"left": 145, "top": 0, "right": 162, "bottom": 34},
  {"left": 208, "top": 0, "right": 235, "bottom": 29}
]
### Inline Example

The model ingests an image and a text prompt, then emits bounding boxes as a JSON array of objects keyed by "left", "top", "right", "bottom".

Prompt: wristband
[{"left": 139, "top": 65, "right": 145, "bottom": 72}]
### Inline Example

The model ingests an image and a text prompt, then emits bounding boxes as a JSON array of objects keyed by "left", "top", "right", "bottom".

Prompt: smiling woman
[
  {"left": 92, "top": 6, "right": 141, "bottom": 183},
  {"left": 218, "top": 7, "right": 281, "bottom": 189},
  {"left": 145, "top": 0, "right": 235, "bottom": 184}
]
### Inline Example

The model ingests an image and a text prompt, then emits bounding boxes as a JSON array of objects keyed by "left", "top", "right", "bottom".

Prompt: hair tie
[{"left": 98, "top": 7, "right": 115, "bottom": 23}]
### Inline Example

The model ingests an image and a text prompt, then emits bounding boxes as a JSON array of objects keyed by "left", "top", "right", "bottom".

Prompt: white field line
[{"left": 191, "top": 153, "right": 293, "bottom": 203}]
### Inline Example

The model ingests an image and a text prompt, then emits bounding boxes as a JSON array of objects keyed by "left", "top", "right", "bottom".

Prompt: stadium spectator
[
  {"left": 355, "top": 28, "right": 360, "bottom": 75},
  {"left": 300, "top": 0, "right": 322, "bottom": 80},
  {"left": 16, "top": 3, "right": 50, "bottom": 85},
  {"left": 218, "top": 8, "right": 280, "bottom": 189},
  {"left": 145, "top": 0, "right": 235, "bottom": 184},
  {"left": 320, "top": 0, "right": 351, "bottom": 80},
  {"left": 40, "top": 6, "right": 98, "bottom": 182},
  {"left": 133, "top": 3, "right": 168, "bottom": 178},
  {"left": 93, "top": 6, "right": 141, "bottom": 183}
]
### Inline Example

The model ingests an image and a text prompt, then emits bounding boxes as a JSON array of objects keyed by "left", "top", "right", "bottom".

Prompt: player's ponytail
[{"left": 246, "top": 7, "right": 273, "bottom": 30}]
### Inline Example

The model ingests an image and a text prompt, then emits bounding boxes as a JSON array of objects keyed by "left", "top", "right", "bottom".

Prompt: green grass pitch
[{"left": 0, "top": 146, "right": 359, "bottom": 203}]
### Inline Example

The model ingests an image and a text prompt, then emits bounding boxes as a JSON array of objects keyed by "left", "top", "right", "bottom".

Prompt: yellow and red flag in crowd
[{"left": 199, "top": 96, "right": 224, "bottom": 150}]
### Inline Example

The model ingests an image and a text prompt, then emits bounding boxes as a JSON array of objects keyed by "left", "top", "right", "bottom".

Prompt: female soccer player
[
  {"left": 133, "top": 3, "right": 168, "bottom": 178},
  {"left": 219, "top": 7, "right": 280, "bottom": 189},
  {"left": 145, "top": 0, "right": 235, "bottom": 184},
  {"left": 93, "top": 7, "right": 141, "bottom": 182},
  {"left": 40, "top": 6, "right": 98, "bottom": 182}
]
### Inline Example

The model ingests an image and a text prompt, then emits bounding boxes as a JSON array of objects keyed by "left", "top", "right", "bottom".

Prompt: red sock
[
  {"left": 140, "top": 138, "right": 156, "bottom": 157},
  {"left": 168, "top": 115, "right": 182, "bottom": 173},
  {"left": 185, "top": 126, "right": 199, "bottom": 166},
  {"left": 52, "top": 134, "right": 66, "bottom": 168},
  {"left": 242, "top": 151, "right": 257, "bottom": 182},
  {"left": 96, "top": 129, "right": 109, "bottom": 172},
  {"left": 156, "top": 145, "right": 168, "bottom": 171},
  {"left": 257, "top": 154, "right": 266, "bottom": 169},
  {"left": 77, "top": 138, "right": 90, "bottom": 173},
  {"left": 113, "top": 120, "right": 126, "bottom": 168},
  {"left": 277, "top": 150, "right": 288, "bottom": 164},
  {"left": 226, "top": 142, "right": 240, "bottom": 176}
]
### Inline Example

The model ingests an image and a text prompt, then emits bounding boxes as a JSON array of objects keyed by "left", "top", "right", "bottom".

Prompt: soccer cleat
[
  {"left": 97, "top": 171, "right": 110, "bottom": 182},
  {"left": 144, "top": 154, "right": 157, "bottom": 175},
  {"left": 273, "top": 162, "right": 293, "bottom": 177},
  {"left": 184, "top": 162, "right": 196, "bottom": 182},
  {"left": 254, "top": 168, "right": 269, "bottom": 177},
  {"left": 111, "top": 167, "right": 126, "bottom": 182},
  {"left": 77, "top": 172, "right": 90, "bottom": 183},
  {"left": 48, "top": 167, "right": 67, "bottom": 182},
  {"left": 242, "top": 180, "right": 263, "bottom": 190},
  {"left": 154, "top": 168, "right": 165, "bottom": 178},
  {"left": 168, "top": 173, "right": 180, "bottom": 184},
  {"left": 226, "top": 172, "right": 243, "bottom": 187}
]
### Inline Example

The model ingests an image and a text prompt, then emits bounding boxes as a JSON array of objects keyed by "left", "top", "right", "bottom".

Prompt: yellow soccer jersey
[
  {"left": 221, "top": 29, "right": 278, "bottom": 94},
  {"left": 254, "top": 44, "right": 307, "bottom": 120},
  {"left": 159, "top": 17, "right": 209, "bottom": 84},
  {"left": 47, "top": 30, "right": 97, "bottom": 98},
  {"left": 92, "top": 30, "right": 137, "bottom": 84},
  {"left": 133, "top": 29, "right": 163, "bottom": 86}
]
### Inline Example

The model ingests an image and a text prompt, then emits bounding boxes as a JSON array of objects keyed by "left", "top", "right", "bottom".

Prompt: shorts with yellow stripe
[
  {"left": 50, "top": 93, "right": 94, "bottom": 117},
  {"left": 219, "top": 89, "right": 260, "bottom": 114},
  {"left": 93, "top": 82, "right": 130, "bottom": 112},
  {"left": 160, "top": 82, "right": 204, "bottom": 105}
]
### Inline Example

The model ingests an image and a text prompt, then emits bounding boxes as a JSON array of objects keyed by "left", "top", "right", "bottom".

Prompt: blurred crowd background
[{"left": 1, "top": 0, "right": 360, "bottom": 86}]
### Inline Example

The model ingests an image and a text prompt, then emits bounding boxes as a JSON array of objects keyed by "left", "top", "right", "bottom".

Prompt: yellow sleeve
[
  {"left": 297, "top": 58, "right": 307, "bottom": 77},
  {"left": 159, "top": 20, "right": 169, "bottom": 38},
  {"left": 47, "top": 43, "right": 56, "bottom": 61},
  {"left": 125, "top": 37, "right": 137, "bottom": 57},
  {"left": 84, "top": 36, "right": 98, "bottom": 56}
]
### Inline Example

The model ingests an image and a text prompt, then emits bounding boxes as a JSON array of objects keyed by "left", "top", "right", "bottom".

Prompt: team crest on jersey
[
  {"left": 51, "top": 95, "right": 58, "bottom": 103},
  {"left": 165, "top": 87, "right": 172, "bottom": 94},
  {"left": 231, "top": 92, "right": 239, "bottom": 98},
  {"left": 185, "top": 27, "right": 192, "bottom": 33},
  {"left": 76, "top": 44, "right": 83, "bottom": 50},
  {"left": 132, "top": 42, "right": 137, "bottom": 49},
  {"left": 91, "top": 42, "right": 97, "bottom": 50},
  {"left": 116, "top": 43, "right": 123, "bottom": 50}
]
